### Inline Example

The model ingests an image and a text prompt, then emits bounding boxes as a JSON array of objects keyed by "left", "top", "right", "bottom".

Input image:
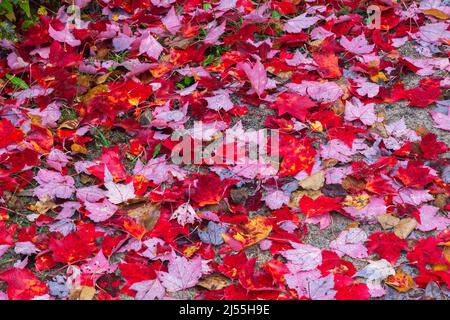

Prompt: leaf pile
[{"left": 0, "top": 0, "right": 449, "bottom": 300}]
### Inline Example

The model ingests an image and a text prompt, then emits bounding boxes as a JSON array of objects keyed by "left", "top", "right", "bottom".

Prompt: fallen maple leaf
[
  {"left": 238, "top": 60, "right": 268, "bottom": 97},
  {"left": 85, "top": 199, "right": 118, "bottom": 223},
  {"left": 299, "top": 195, "right": 342, "bottom": 218},
  {"left": 284, "top": 13, "right": 321, "bottom": 33},
  {"left": 313, "top": 52, "right": 341, "bottom": 79},
  {"left": 329, "top": 228, "right": 368, "bottom": 259},
  {"left": 105, "top": 181, "right": 135, "bottom": 205},
  {"left": 355, "top": 259, "right": 395, "bottom": 298},
  {"left": 170, "top": 202, "right": 200, "bottom": 226},
  {"left": 366, "top": 232, "right": 407, "bottom": 264},
  {"left": 274, "top": 91, "right": 316, "bottom": 122},
  {"left": 130, "top": 279, "right": 165, "bottom": 300},
  {"left": 139, "top": 31, "right": 163, "bottom": 60},
  {"left": 417, "top": 205, "right": 450, "bottom": 232},
  {"left": 340, "top": 34, "right": 374, "bottom": 55},
  {"left": 281, "top": 242, "right": 322, "bottom": 272},
  {"left": 158, "top": 255, "right": 202, "bottom": 292},
  {"left": 0, "top": 268, "right": 48, "bottom": 300}
]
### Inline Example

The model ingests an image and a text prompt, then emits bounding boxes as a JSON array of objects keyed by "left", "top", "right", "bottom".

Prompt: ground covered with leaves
[{"left": 0, "top": 0, "right": 449, "bottom": 300}]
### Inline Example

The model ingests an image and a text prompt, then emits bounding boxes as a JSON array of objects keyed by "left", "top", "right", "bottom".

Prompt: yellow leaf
[
  {"left": 96, "top": 73, "right": 111, "bottom": 84},
  {"left": 370, "top": 72, "right": 388, "bottom": 83},
  {"left": 59, "top": 119, "right": 80, "bottom": 130},
  {"left": 81, "top": 85, "right": 108, "bottom": 104},
  {"left": 226, "top": 216, "right": 272, "bottom": 249},
  {"left": 37, "top": 6, "right": 48, "bottom": 15},
  {"left": 183, "top": 242, "right": 201, "bottom": 258},
  {"left": 443, "top": 247, "right": 450, "bottom": 263},
  {"left": 343, "top": 194, "right": 370, "bottom": 209},
  {"left": 71, "top": 143, "right": 88, "bottom": 154},
  {"left": 422, "top": 9, "right": 449, "bottom": 20},
  {"left": 432, "top": 263, "right": 448, "bottom": 271},
  {"left": 28, "top": 198, "right": 57, "bottom": 215},
  {"left": 386, "top": 268, "right": 415, "bottom": 292},
  {"left": 309, "top": 120, "right": 324, "bottom": 132},
  {"left": 28, "top": 114, "right": 42, "bottom": 126}
]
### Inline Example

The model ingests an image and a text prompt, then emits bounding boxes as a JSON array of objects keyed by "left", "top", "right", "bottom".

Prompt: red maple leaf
[
  {"left": 279, "top": 136, "right": 316, "bottom": 176},
  {"left": 299, "top": 195, "right": 342, "bottom": 218},
  {"left": 0, "top": 268, "right": 48, "bottom": 300},
  {"left": 187, "top": 173, "right": 238, "bottom": 207},
  {"left": 420, "top": 133, "right": 448, "bottom": 160},
  {"left": 0, "top": 119, "right": 24, "bottom": 148},
  {"left": 366, "top": 232, "right": 408, "bottom": 264},
  {"left": 395, "top": 162, "right": 434, "bottom": 188},
  {"left": 334, "top": 274, "right": 370, "bottom": 300},
  {"left": 313, "top": 52, "right": 342, "bottom": 79},
  {"left": 49, "top": 223, "right": 97, "bottom": 264},
  {"left": 273, "top": 92, "right": 316, "bottom": 122}
]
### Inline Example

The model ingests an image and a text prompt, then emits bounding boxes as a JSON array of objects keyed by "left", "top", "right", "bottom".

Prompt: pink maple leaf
[
  {"left": 139, "top": 32, "right": 163, "bottom": 60},
  {"left": 162, "top": 7, "right": 181, "bottom": 35},
  {"left": 204, "top": 21, "right": 226, "bottom": 45},
  {"left": 49, "top": 25, "right": 81, "bottom": 47},
  {"left": 417, "top": 205, "right": 450, "bottom": 232},
  {"left": 85, "top": 199, "right": 118, "bottom": 222},
  {"left": 431, "top": 110, "right": 450, "bottom": 131},
  {"left": 158, "top": 255, "right": 202, "bottom": 292},
  {"left": 81, "top": 250, "right": 116, "bottom": 275},
  {"left": 33, "top": 169, "right": 75, "bottom": 201},
  {"left": 263, "top": 190, "right": 290, "bottom": 210},
  {"left": 329, "top": 228, "right": 368, "bottom": 259},
  {"left": 344, "top": 98, "right": 377, "bottom": 126},
  {"left": 285, "top": 271, "right": 336, "bottom": 300},
  {"left": 284, "top": 13, "right": 321, "bottom": 33},
  {"left": 105, "top": 181, "right": 135, "bottom": 205},
  {"left": 340, "top": 34, "right": 374, "bottom": 55},
  {"left": 238, "top": 60, "right": 268, "bottom": 97},
  {"left": 47, "top": 149, "right": 72, "bottom": 172},
  {"left": 170, "top": 203, "right": 201, "bottom": 226},
  {"left": 343, "top": 197, "right": 386, "bottom": 222},
  {"left": 130, "top": 279, "right": 166, "bottom": 300},
  {"left": 281, "top": 242, "right": 322, "bottom": 272},
  {"left": 76, "top": 186, "right": 106, "bottom": 203}
]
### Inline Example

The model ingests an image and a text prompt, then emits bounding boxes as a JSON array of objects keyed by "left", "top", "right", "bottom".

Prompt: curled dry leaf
[{"left": 127, "top": 202, "right": 161, "bottom": 232}]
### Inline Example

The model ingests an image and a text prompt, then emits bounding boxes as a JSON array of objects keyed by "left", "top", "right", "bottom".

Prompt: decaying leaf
[
  {"left": 377, "top": 214, "right": 400, "bottom": 230},
  {"left": 127, "top": 202, "right": 161, "bottom": 231},
  {"left": 394, "top": 218, "right": 418, "bottom": 239},
  {"left": 197, "top": 274, "right": 230, "bottom": 291},
  {"left": 69, "top": 286, "right": 96, "bottom": 300},
  {"left": 299, "top": 171, "right": 325, "bottom": 191}
]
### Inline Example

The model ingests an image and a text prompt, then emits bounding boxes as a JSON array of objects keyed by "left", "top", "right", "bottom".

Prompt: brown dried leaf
[
  {"left": 197, "top": 274, "right": 230, "bottom": 291},
  {"left": 58, "top": 119, "right": 80, "bottom": 130},
  {"left": 127, "top": 202, "right": 161, "bottom": 231},
  {"left": 28, "top": 198, "right": 57, "bottom": 214},
  {"left": 299, "top": 171, "right": 325, "bottom": 191},
  {"left": 394, "top": 218, "right": 417, "bottom": 239},
  {"left": 69, "top": 286, "right": 96, "bottom": 300},
  {"left": 342, "top": 176, "right": 366, "bottom": 192},
  {"left": 377, "top": 214, "right": 400, "bottom": 230},
  {"left": 434, "top": 194, "right": 447, "bottom": 209}
]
